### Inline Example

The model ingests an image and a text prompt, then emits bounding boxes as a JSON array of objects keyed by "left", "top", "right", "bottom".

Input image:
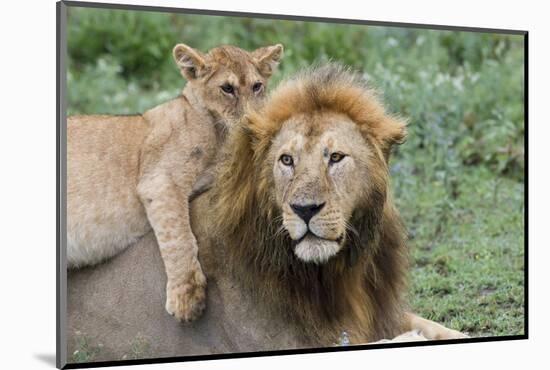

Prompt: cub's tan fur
[{"left": 67, "top": 43, "right": 283, "bottom": 322}]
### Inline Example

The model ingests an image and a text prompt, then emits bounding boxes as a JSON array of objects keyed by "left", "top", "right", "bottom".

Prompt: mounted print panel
[{"left": 56, "top": 1, "right": 527, "bottom": 368}]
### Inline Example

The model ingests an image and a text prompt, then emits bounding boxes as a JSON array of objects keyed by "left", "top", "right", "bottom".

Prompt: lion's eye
[
  {"left": 329, "top": 152, "right": 346, "bottom": 163},
  {"left": 280, "top": 154, "right": 294, "bottom": 166},
  {"left": 252, "top": 82, "right": 263, "bottom": 93},
  {"left": 220, "top": 83, "right": 235, "bottom": 95}
]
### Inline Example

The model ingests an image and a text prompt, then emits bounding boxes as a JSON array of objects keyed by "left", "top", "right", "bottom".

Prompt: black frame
[{"left": 56, "top": 1, "right": 528, "bottom": 368}]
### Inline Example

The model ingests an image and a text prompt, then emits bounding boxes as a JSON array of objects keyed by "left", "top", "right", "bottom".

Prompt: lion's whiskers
[
  {"left": 343, "top": 219, "right": 360, "bottom": 244},
  {"left": 272, "top": 224, "right": 287, "bottom": 239},
  {"left": 268, "top": 215, "right": 287, "bottom": 240}
]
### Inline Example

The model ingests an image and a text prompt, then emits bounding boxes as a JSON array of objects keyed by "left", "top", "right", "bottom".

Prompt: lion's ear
[
  {"left": 173, "top": 43, "right": 207, "bottom": 80},
  {"left": 253, "top": 44, "right": 284, "bottom": 78},
  {"left": 379, "top": 116, "right": 407, "bottom": 161}
]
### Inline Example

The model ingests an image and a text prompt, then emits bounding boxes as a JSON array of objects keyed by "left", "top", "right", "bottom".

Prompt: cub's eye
[
  {"left": 280, "top": 154, "right": 294, "bottom": 166},
  {"left": 252, "top": 82, "right": 263, "bottom": 93},
  {"left": 220, "top": 83, "right": 235, "bottom": 95},
  {"left": 329, "top": 152, "right": 346, "bottom": 163}
]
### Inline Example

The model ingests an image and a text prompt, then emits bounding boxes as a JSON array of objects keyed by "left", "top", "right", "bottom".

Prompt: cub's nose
[{"left": 290, "top": 202, "right": 326, "bottom": 224}]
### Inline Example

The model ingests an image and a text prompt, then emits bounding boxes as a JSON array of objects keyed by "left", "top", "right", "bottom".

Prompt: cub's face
[
  {"left": 270, "top": 112, "right": 382, "bottom": 264},
  {"left": 173, "top": 44, "right": 284, "bottom": 123}
]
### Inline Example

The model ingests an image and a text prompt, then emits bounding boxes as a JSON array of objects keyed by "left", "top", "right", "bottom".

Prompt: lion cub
[{"left": 67, "top": 43, "right": 283, "bottom": 321}]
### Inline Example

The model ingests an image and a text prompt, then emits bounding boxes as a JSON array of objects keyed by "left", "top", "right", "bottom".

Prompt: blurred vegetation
[{"left": 67, "top": 7, "right": 525, "bottom": 338}]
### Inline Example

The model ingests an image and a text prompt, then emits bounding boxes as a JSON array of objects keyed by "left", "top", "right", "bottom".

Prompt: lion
[
  {"left": 207, "top": 62, "right": 467, "bottom": 343},
  {"left": 66, "top": 63, "right": 466, "bottom": 363},
  {"left": 67, "top": 43, "right": 284, "bottom": 323}
]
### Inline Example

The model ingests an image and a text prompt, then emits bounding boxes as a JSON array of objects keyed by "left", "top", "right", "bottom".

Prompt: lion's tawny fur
[{"left": 210, "top": 64, "right": 410, "bottom": 343}]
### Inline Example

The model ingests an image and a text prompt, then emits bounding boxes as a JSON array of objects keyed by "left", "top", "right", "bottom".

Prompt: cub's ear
[
  {"left": 253, "top": 44, "right": 284, "bottom": 78},
  {"left": 173, "top": 44, "right": 206, "bottom": 80}
]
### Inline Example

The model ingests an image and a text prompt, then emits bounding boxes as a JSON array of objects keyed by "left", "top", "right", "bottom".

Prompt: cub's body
[
  {"left": 67, "top": 95, "right": 217, "bottom": 268},
  {"left": 68, "top": 114, "right": 150, "bottom": 267},
  {"left": 67, "top": 43, "right": 283, "bottom": 321}
]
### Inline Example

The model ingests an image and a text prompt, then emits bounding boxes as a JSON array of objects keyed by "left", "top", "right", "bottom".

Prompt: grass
[
  {"left": 397, "top": 166, "right": 524, "bottom": 336},
  {"left": 71, "top": 332, "right": 102, "bottom": 363},
  {"left": 72, "top": 332, "right": 152, "bottom": 363},
  {"left": 66, "top": 6, "right": 525, "bottom": 339}
]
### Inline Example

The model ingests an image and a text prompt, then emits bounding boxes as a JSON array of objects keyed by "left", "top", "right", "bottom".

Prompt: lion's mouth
[
  {"left": 291, "top": 231, "right": 343, "bottom": 246},
  {"left": 291, "top": 232, "right": 344, "bottom": 264}
]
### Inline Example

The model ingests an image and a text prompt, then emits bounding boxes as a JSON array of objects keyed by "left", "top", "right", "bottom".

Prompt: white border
[{"left": 2, "top": 0, "right": 547, "bottom": 369}]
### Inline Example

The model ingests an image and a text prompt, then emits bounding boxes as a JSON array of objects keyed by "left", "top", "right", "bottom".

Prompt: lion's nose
[{"left": 290, "top": 202, "right": 325, "bottom": 224}]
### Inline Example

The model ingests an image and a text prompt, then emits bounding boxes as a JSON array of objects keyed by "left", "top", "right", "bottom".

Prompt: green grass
[
  {"left": 67, "top": 6, "right": 525, "bottom": 338},
  {"left": 122, "top": 334, "right": 152, "bottom": 361},
  {"left": 396, "top": 166, "right": 524, "bottom": 336},
  {"left": 71, "top": 332, "right": 152, "bottom": 363},
  {"left": 71, "top": 332, "right": 102, "bottom": 363}
]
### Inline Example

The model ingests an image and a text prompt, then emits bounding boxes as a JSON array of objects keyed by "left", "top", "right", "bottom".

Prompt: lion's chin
[{"left": 293, "top": 233, "right": 342, "bottom": 264}]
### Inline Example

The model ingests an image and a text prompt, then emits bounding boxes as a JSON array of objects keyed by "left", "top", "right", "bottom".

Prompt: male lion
[
  {"left": 66, "top": 63, "right": 465, "bottom": 363},
  {"left": 67, "top": 43, "right": 284, "bottom": 322},
  {"left": 208, "top": 63, "right": 467, "bottom": 343}
]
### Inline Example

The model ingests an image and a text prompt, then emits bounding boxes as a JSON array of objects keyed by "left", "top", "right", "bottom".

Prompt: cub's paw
[{"left": 165, "top": 269, "right": 207, "bottom": 322}]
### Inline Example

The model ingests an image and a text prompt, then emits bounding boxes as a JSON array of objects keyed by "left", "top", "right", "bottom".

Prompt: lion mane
[{"left": 210, "top": 63, "right": 409, "bottom": 344}]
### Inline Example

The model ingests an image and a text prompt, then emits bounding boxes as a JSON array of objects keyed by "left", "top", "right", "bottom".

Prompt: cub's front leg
[{"left": 137, "top": 173, "right": 206, "bottom": 322}]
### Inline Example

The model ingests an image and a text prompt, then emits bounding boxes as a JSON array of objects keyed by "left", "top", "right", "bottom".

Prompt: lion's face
[
  {"left": 271, "top": 111, "right": 380, "bottom": 264},
  {"left": 173, "top": 44, "right": 284, "bottom": 124}
]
